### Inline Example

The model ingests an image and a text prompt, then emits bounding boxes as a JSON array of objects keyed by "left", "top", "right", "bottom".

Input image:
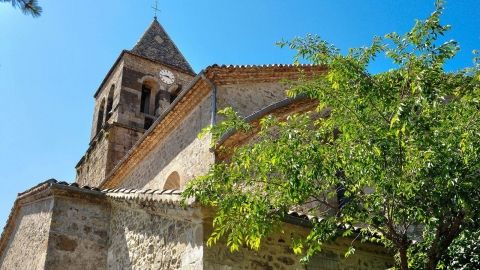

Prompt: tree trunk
[
  {"left": 426, "top": 255, "right": 438, "bottom": 270},
  {"left": 425, "top": 212, "right": 465, "bottom": 270},
  {"left": 399, "top": 247, "right": 409, "bottom": 270}
]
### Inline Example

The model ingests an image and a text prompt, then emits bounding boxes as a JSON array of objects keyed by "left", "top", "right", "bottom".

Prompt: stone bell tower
[{"left": 75, "top": 19, "right": 196, "bottom": 187}]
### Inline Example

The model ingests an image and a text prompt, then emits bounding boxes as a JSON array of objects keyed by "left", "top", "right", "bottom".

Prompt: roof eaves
[
  {"left": 205, "top": 63, "right": 318, "bottom": 70},
  {"left": 103, "top": 188, "right": 193, "bottom": 206},
  {"left": 125, "top": 51, "right": 196, "bottom": 76}
]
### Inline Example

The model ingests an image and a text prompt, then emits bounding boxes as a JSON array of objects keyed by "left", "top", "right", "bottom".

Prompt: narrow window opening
[
  {"left": 140, "top": 84, "right": 151, "bottom": 114},
  {"left": 106, "top": 85, "right": 114, "bottom": 121},
  {"left": 96, "top": 99, "right": 105, "bottom": 135}
]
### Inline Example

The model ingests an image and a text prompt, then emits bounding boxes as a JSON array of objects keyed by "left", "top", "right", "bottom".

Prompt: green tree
[
  {"left": 183, "top": 1, "right": 480, "bottom": 269},
  {"left": 1, "top": 0, "right": 42, "bottom": 17},
  {"left": 443, "top": 225, "right": 480, "bottom": 269}
]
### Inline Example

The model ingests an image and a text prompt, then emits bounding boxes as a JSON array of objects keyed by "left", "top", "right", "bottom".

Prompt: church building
[{"left": 0, "top": 19, "right": 392, "bottom": 269}]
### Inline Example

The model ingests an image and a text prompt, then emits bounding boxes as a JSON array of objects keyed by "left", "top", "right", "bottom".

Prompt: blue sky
[{"left": 0, "top": 0, "right": 479, "bottom": 227}]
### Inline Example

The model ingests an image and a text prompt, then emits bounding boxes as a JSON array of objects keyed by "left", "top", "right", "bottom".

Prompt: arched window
[
  {"left": 105, "top": 85, "right": 114, "bottom": 121},
  {"left": 96, "top": 99, "right": 106, "bottom": 135},
  {"left": 140, "top": 78, "right": 160, "bottom": 115},
  {"left": 163, "top": 171, "right": 181, "bottom": 190}
]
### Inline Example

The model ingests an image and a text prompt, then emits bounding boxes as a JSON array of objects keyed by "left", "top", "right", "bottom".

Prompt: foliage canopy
[
  {"left": 1, "top": 0, "right": 42, "bottom": 17},
  {"left": 184, "top": 2, "right": 480, "bottom": 269}
]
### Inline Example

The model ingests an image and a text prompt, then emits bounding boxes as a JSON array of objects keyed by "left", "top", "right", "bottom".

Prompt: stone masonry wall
[
  {"left": 107, "top": 125, "right": 144, "bottom": 175},
  {"left": 107, "top": 201, "right": 203, "bottom": 270},
  {"left": 44, "top": 196, "right": 110, "bottom": 270},
  {"left": 76, "top": 131, "right": 110, "bottom": 187},
  {"left": 204, "top": 223, "right": 392, "bottom": 270},
  {"left": 117, "top": 68, "right": 149, "bottom": 130},
  {"left": 0, "top": 198, "right": 54, "bottom": 270},
  {"left": 119, "top": 94, "right": 214, "bottom": 190},
  {"left": 77, "top": 125, "right": 143, "bottom": 189},
  {"left": 216, "top": 82, "right": 289, "bottom": 119}
]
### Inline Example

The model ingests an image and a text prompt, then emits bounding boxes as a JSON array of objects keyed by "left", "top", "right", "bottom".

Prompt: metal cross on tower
[{"left": 152, "top": 0, "right": 161, "bottom": 20}]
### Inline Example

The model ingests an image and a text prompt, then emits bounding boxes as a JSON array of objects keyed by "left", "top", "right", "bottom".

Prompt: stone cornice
[{"left": 204, "top": 64, "right": 327, "bottom": 85}]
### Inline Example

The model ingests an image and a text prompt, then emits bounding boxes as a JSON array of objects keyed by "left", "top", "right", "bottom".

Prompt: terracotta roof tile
[
  {"left": 16, "top": 179, "right": 188, "bottom": 205},
  {"left": 207, "top": 64, "right": 316, "bottom": 69}
]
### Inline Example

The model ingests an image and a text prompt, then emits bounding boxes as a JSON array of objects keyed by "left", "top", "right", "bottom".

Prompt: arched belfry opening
[
  {"left": 139, "top": 79, "right": 160, "bottom": 114},
  {"left": 96, "top": 99, "right": 106, "bottom": 135},
  {"left": 105, "top": 85, "right": 115, "bottom": 121},
  {"left": 163, "top": 171, "right": 181, "bottom": 190},
  {"left": 139, "top": 78, "right": 161, "bottom": 130}
]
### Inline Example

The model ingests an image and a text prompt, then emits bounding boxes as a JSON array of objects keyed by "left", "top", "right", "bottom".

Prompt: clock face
[{"left": 159, "top": 69, "right": 175, "bottom": 85}]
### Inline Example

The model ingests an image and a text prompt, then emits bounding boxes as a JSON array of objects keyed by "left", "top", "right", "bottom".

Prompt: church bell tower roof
[{"left": 130, "top": 19, "right": 194, "bottom": 74}]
